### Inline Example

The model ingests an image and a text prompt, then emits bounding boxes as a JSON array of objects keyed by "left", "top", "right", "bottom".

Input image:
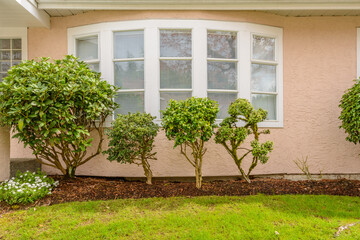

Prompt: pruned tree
[
  {"left": 162, "top": 97, "right": 219, "bottom": 189},
  {"left": 0, "top": 55, "right": 118, "bottom": 178},
  {"left": 215, "top": 98, "right": 273, "bottom": 183},
  {"left": 104, "top": 112, "right": 159, "bottom": 184}
]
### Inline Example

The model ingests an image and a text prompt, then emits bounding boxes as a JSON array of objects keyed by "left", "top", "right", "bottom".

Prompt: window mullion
[
  {"left": 238, "top": 31, "right": 251, "bottom": 100},
  {"left": 101, "top": 30, "right": 112, "bottom": 85},
  {"left": 144, "top": 27, "right": 160, "bottom": 119},
  {"left": 192, "top": 26, "right": 207, "bottom": 97}
]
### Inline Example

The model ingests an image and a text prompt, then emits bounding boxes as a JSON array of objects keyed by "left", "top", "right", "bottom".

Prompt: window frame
[
  {"left": 68, "top": 20, "right": 283, "bottom": 128},
  {"left": 113, "top": 29, "right": 145, "bottom": 115},
  {"left": 0, "top": 27, "right": 27, "bottom": 81}
]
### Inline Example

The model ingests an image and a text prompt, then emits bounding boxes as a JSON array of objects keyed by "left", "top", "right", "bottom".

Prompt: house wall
[{"left": 11, "top": 10, "right": 360, "bottom": 177}]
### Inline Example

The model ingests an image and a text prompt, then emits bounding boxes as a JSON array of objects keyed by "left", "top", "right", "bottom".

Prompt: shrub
[
  {"left": 339, "top": 79, "right": 360, "bottom": 145},
  {"left": 104, "top": 113, "right": 159, "bottom": 184},
  {"left": 162, "top": 97, "right": 219, "bottom": 189},
  {"left": 215, "top": 98, "right": 273, "bottom": 183},
  {"left": 0, "top": 55, "right": 118, "bottom": 178},
  {"left": 0, "top": 170, "right": 59, "bottom": 205}
]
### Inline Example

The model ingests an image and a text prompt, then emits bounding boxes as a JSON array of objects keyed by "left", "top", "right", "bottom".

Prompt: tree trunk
[
  {"left": 65, "top": 166, "right": 76, "bottom": 178},
  {"left": 238, "top": 166, "right": 251, "bottom": 183},
  {"left": 142, "top": 158, "right": 152, "bottom": 185},
  {"left": 195, "top": 165, "right": 202, "bottom": 189}
]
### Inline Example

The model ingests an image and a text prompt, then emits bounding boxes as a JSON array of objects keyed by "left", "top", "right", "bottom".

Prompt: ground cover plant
[
  {"left": 1, "top": 195, "right": 360, "bottom": 239},
  {"left": 0, "top": 55, "right": 118, "bottom": 178},
  {"left": 162, "top": 97, "right": 219, "bottom": 189},
  {"left": 215, "top": 98, "right": 273, "bottom": 183},
  {"left": 0, "top": 171, "right": 58, "bottom": 205},
  {"left": 104, "top": 112, "right": 159, "bottom": 185}
]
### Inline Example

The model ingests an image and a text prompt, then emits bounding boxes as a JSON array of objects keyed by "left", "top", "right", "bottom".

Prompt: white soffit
[
  {"left": 37, "top": 0, "right": 360, "bottom": 10},
  {"left": 0, "top": 0, "right": 50, "bottom": 28},
  {"left": 35, "top": 0, "right": 360, "bottom": 17}
]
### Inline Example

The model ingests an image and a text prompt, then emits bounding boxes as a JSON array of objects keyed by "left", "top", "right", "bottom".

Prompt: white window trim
[
  {"left": 0, "top": 27, "right": 27, "bottom": 61},
  {"left": 68, "top": 20, "right": 283, "bottom": 128},
  {"left": 357, "top": 28, "right": 360, "bottom": 78}
]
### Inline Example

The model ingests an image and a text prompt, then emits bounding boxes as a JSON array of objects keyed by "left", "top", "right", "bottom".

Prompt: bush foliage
[
  {"left": 104, "top": 113, "right": 159, "bottom": 184},
  {"left": 339, "top": 79, "right": 360, "bottom": 145},
  {"left": 0, "top": 170, "right": 58, "bottom": 205},
  {"left": 0, "top": 56, "right": 118, "bottom": 178},
  {"left": 162, "top": 97, "right": 219, "bottom": 189},
  {"left": 215, "top": 98, "right": 273, "bottom": 183}
]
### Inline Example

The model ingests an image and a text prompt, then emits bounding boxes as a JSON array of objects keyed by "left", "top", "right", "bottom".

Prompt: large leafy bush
[
  {"left": 104, "top": 113, "right": 159, "bottom": 184},
  {"left": 162, "top": 97, "right": 219, "bottom": 189},
  {"left": 0, "top": 170, "right": 58, "bottom": 205},
  {"left": 339, "top": 79, "right": 360, "bottom": 145},
  {"left": 215, "top": 98, "right": 273, "bottom": 183},
  {"left": 0, "top": 56, "right": 118, "bottom": 178}
]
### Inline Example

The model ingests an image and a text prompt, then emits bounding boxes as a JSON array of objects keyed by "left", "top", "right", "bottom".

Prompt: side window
[
  {"left": 159, "top": 29, "right": 192, "bottom": 116},
  {"left": 113, "top": 31, "right": 144, "bottom": 116},
  {"left": 251, "top": 35, "right": 277, "bottom": 120},
  {"left": 76, "top": 35, "right": 99, "bottom": 72},
  {"left": 207, "top": 31, "right": 238, "bottom": 119},
  {"left": 0, "top": 39, "right": 22, "bottom": 81}
]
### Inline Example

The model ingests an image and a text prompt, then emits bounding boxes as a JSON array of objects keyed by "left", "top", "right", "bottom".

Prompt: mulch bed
[{"left": 1, "top": 177, "right": 360, "bottom": 214}]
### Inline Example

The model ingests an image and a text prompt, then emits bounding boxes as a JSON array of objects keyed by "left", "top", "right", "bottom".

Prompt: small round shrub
[
  {"left": 339, "top": 79, "right": 360, "bottom": 144},
  {"left": 104, "top": 112, "right": 159, "bottom": 184},
  {"left": 0, "top": 171, "right": 59, "bottom": 205}
]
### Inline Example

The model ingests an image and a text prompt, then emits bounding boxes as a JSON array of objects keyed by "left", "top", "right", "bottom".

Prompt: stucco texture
[{"left": 11, "top": 10, "right": 360, "bottom": 177}]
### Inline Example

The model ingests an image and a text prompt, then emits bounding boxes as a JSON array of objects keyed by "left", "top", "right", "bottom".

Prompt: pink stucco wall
[{"left": 11, "top": 10, "right": 360, "bottom": 177}]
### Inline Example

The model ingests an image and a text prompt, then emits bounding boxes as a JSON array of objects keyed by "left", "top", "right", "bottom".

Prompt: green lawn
[{"left": 0, "top": 195, "right": 360, "bottom": 239}]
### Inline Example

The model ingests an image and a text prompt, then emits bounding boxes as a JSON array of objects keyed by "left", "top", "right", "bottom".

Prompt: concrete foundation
[
  {"left": 0, "top": 127, "right": 10, "bottom": 181},
  {"left": 10, "top": 158, "right": 41, "bottom": 178}
]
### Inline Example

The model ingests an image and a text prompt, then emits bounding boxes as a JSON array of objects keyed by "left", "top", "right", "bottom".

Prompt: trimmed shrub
[
  {"left": 215, "top": 98, "right": 273, "bottom": 183},
  {"left": 0, "top": 170, "right": 58, "bottom": 205},
  {"left": 104, "top": 113, "right": 159, "bottom": 184},
  {"left": 339, "top": 79, "right": 360, "bottom": 145},
  {"left": 0, "top": 56, "right": 118, "bottom": 178},
  {"left": 162, "top": 97, "right": 219, "bottom": 189}
]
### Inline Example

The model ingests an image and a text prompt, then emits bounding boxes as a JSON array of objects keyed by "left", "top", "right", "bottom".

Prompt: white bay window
[{"left": 68, "top": 20, "right": 283, "bottom": 127}]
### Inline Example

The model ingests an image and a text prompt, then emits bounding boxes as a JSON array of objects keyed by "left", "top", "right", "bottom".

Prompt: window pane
[
  {"left": 251, "top": 94, "right": 276, "bottom": 120},
  {"left": 114, "top": 61, "right": 144, "bottom": 89},
  {"left": 76, "top": 36, "right": 98, "bottom": 61},
  {"left": 114, "top": 31, "right": 144, "bottom": 59},
  {"left": 251, "top": 64, "right": 276, "bottom": 92},
  {"left": 0, "top": 62, "right": 10, "bottom": 72},
  {"left": 252, "top": 35, "right": 275, "bottom": 61},
  {"left": 115, "top": 92, "right": 144, "bottom": 116},
  {"left": 12, "top": 50, "right": 21, "bottom": 60},
  {"left": 87, "top": 63, "right": 99, "bottom": 72},
  {"left": 12, "top": 39, "right": 21, "bottom": 49},
  {"left": 0, "top": 73, "right": 7, "bottom": 81},
  {"left": 160, "top": 60, "right": 191, "bottom": 89},
  {"left": 12, "top": 61, "right": 21, "bottom": 66},
  {"left": 0, "top": 39, "right": 10, "bottom": 49},
  {"left": 207, "top": 31, "right": 237, "bottom": 59},
  {"left": 208, "top": 61, "right": 237, "bottom": 90},
  {"left": 160, "top": 30, "right": 192, "bottom": 57},
  {"left": 160, "top": 92, "right": 192, "bottom": 116},
  {"left": 208, "top": 92, "right": 237, "bottom": 119},
  {"left": 0, "top": 51, "right": 10, "bottom": 60}
]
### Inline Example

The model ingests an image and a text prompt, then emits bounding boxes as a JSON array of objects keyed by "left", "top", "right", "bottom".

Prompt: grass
[{"left": 0, "top": 195, "right": 360, "bottom": 239}]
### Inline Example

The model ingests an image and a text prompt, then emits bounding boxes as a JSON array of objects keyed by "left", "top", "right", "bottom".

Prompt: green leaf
[{"left": 18, "top": 119, "right": 24, "bottom": 131}]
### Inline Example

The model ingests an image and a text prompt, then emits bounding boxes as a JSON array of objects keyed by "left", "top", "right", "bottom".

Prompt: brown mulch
[{"left": 1, "top": 177, "right": 360, "bottom": 214}]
